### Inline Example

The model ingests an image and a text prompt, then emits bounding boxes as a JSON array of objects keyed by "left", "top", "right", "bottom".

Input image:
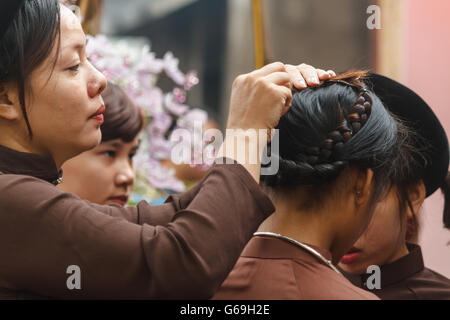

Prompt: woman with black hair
[
  {"left": 338, "top": 74, "right": 450, "bottom": 300},
  {"left": 59, "top": 82, "right": 142, "bottom": 206},
  {"left": 213, "top": 71, "right": 417, "bottom": 300},
  {"left": 0, "top": 0, "right": 330, "bottom": 299}
]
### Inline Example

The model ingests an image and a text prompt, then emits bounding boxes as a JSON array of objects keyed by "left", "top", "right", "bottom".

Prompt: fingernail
[
  {"left": 298, "top": 79, "right": 307, "bottom": 88},
  {"left": 309, "top": 77, "right": 319, "bottom": 84}
]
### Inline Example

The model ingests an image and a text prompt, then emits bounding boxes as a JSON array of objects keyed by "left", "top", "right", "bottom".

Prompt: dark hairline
[{"left": 1, "top": 1, "right": 62, "bottom": 139}]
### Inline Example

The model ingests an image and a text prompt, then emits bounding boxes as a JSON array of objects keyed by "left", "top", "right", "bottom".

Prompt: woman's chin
[
  {"left": 337, "top": 261, "right": 366, "bottom": 275},
  {"left": 83, "top": 131, "right": 103, "bottom": 150},
  {"left": 67, "top": 136, "right": 101, "bottom": 160}
]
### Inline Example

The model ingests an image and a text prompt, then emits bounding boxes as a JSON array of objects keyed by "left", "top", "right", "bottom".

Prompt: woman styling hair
[
  {"left": 214, "top": 71, "right": 417, "bottom": 299},
  {"left": 0, "top": 0, "right": 330, "bottom": 299}
]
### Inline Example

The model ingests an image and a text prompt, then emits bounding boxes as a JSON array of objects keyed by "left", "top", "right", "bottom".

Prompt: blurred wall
[
  {"left": 262, "top": 0, "right": 373, "bottom": 70},
  {"left": 221, "top": 0, "right": 374, "bottom": 125},
  {"left": 109, "top": 0, "right": 227, "bottom": 124},
  {"left": 405, "top": 0, "right": 450, "bottom": 278}
]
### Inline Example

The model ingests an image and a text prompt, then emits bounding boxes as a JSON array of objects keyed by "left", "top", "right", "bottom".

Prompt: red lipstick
[
  {"left": 108, "top": 196, "right": 128, "bottom": 207},
  {"left": 90, "top": 105, "right": 106, "bottom": 125},
  {"left": 340, "top": 247, "right": 362, "bottom": 265}
]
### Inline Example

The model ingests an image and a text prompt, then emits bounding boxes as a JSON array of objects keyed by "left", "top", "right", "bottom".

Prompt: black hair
[
  {"left": 100, "top": 82, "right": 143, "bottom": 143},
  {"left": 0, "top": 0, "right": 61, "bottom": 138},
  {"left": 392, "top": 127, "right": 427, "bottom": 241},
  {"left": 261, "top": 71, "right": 418, "bottom": 210}
]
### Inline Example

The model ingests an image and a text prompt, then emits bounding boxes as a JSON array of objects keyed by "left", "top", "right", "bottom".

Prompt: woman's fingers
[
  {"left": 251, "top": 61, "right": 286, "bottom": 77},
  {"left": 317, "top": 69, "right": 332, "bottom": 80},
  {"left": 297, "top": 63, "right": 321, "bottom": 86},
  {"left": 285, "top": 64, "right": 307, "bottom": 89},
  {"left": 254, "top": 63, "right": 337, "bottom": 91},
  {"left": 291, "top": 64, "right": 337, "bottom": 89},
  {"left": 272, "top": 83, "right": 293, "bottom": 111},
  {"left": 264, "top": 72, "right": 292, "bottom": 89}
]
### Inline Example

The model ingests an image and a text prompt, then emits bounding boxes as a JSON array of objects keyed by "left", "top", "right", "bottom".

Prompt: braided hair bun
[{"left": 262, "top": 70, "right": 402, "bottom": 189}]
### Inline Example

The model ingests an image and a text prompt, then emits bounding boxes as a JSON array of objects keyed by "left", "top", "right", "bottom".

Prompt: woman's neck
[
  {"left": 257, "top": 206, "right": 336, "bottom": 254},
  {"left": 0, "top": 135, "right": 62, "bottom": 170},
  {"left": 386, "top": 240, "right": 410, "bottom": 265}
]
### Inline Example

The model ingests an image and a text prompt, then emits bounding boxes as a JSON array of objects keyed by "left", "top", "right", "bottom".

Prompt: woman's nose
[
  {"left": 87, "top": 63, "right": 107, "bottom": 98},
  {"left": 115, "top": 165, "right": 135, "bottom": 188}
]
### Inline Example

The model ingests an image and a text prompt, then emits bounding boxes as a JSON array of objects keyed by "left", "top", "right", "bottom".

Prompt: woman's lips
[
  {"left": 90, "top": 105, "right": 106, "bottom": 125},
  {"left": 340, "top": 247, "right": 362, "bottom": 265},
  {"left": 108, "top": 196, "right": 128, "bottom": 206}
]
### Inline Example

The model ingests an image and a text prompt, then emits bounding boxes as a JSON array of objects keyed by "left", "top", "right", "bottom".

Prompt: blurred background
[{"left": 77, "top": 0, "right": 449, "bottom": 277}]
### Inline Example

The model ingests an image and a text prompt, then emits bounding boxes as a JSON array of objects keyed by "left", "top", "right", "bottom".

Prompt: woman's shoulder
[
  {"left": 405, "top": 267, "right": 450, "bottom": 299},
  {"left": 0, "top": 173, "right": 63, "bottom": 201},
  {"left": 0, "top": 172, "right": 71, "bottom": 200},
  {"left": 0, "top": 173, "right": 138, "bottom": 223}
]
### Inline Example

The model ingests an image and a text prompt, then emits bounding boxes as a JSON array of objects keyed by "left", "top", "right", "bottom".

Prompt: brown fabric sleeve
[
  {"left": 86, "top": 163, "right": 210, "bottom": 226},
  {"left": 0, "top": 161, "right": 274, "bottom": 299}
]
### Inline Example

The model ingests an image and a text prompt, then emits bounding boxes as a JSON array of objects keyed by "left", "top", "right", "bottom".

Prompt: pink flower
[
  {"left": 147, "top": 135, "right": 172, "bottom": 160},
  {"left": 164, "top": 93, "right": 189, "bottom": 116},
  {"left": 177, "top": 108, "right": 208, "bottom": 128},
  {"left": 144, "top": 158, "right": 186, "bottom": 192},
  {"left": 148, "top": 113, "right": 173, "bottom": 136},
  {"left": 184, "top": 71, "right": 199, "bottom": 90},
  {"left": 163, "top": 52, "right": 185, "bottom": 85},
  {"left": 173, "top": 87, "right": 186, "bottom": 104},
  {"left": 135, "top": 87, "right": 164, "bottom": 115}
]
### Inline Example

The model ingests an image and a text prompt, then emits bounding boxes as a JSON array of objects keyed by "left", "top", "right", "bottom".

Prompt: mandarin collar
[
  {"left": 0, "top": 144, "right": 63, "bottom": 185},
  {"left": 359, "top": 243, "right": 424, "bottom": 287}
]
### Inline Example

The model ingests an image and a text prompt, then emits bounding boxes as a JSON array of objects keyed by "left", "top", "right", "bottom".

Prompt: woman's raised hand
[
  {"left": 286, "top": 63, "right": 336, "bottom": 89},
  {"left": 219, "top": 62, "right": 335, "bottom": 183},
  {"left": 226, "top": 62, "right": 292, "bottom": 132},
  {"left": 226, "top": 62, "right": 336, "bottom": 133}
]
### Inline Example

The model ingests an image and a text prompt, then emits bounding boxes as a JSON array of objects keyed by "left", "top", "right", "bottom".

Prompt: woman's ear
[
  {"left": 0, "top": 83, "right": 21, "bottom": 120},
  {"left": 405, "top": 181, "right": 425, "bottom": 242},
  {"left": 406, "top": 180, "right": 426, "bottom": 220},
  {"left": 354, "top": 168, "right": 374, "bottom": 206}
]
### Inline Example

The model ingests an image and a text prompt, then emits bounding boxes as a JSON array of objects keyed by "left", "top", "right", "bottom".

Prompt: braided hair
[{"left": 261, "top": 70, "right": 413, "bottom": 208}]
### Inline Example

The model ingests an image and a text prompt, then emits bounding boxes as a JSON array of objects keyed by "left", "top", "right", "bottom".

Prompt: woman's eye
[
  {"left": 102, "top": 151, "right": 116, "bottom": 158},
  {"left": 68, "top": 63, "right": 80, "bottom": 72},
  {"left": 128, "top": 153, "right": 136, "bottom": 160}
]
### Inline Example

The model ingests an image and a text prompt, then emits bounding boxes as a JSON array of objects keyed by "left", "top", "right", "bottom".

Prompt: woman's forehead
[
  {"left": 101, "top": 137, "right": 141, "bottom": 148},
  {"left": 30, "top": 6, "right": 86, "bottom": 84},
  {"left": 60, "top": 5, "right": 85, "bottom": 50}
]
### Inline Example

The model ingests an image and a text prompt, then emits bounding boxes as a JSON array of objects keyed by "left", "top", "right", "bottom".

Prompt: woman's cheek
[{"left": 65, "top": 87, "right": 87, "bottom": 112}]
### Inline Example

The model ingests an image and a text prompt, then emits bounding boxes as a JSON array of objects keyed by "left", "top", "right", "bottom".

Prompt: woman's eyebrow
[
  {"left": 102, "top": 141, "right": 122, "bottom": 148},
  {"left": 62, "top": 37, "right": 87, "bottom": 53},
  {"left": 65, "top": 42, "right": 85, "bottom": 53}
]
